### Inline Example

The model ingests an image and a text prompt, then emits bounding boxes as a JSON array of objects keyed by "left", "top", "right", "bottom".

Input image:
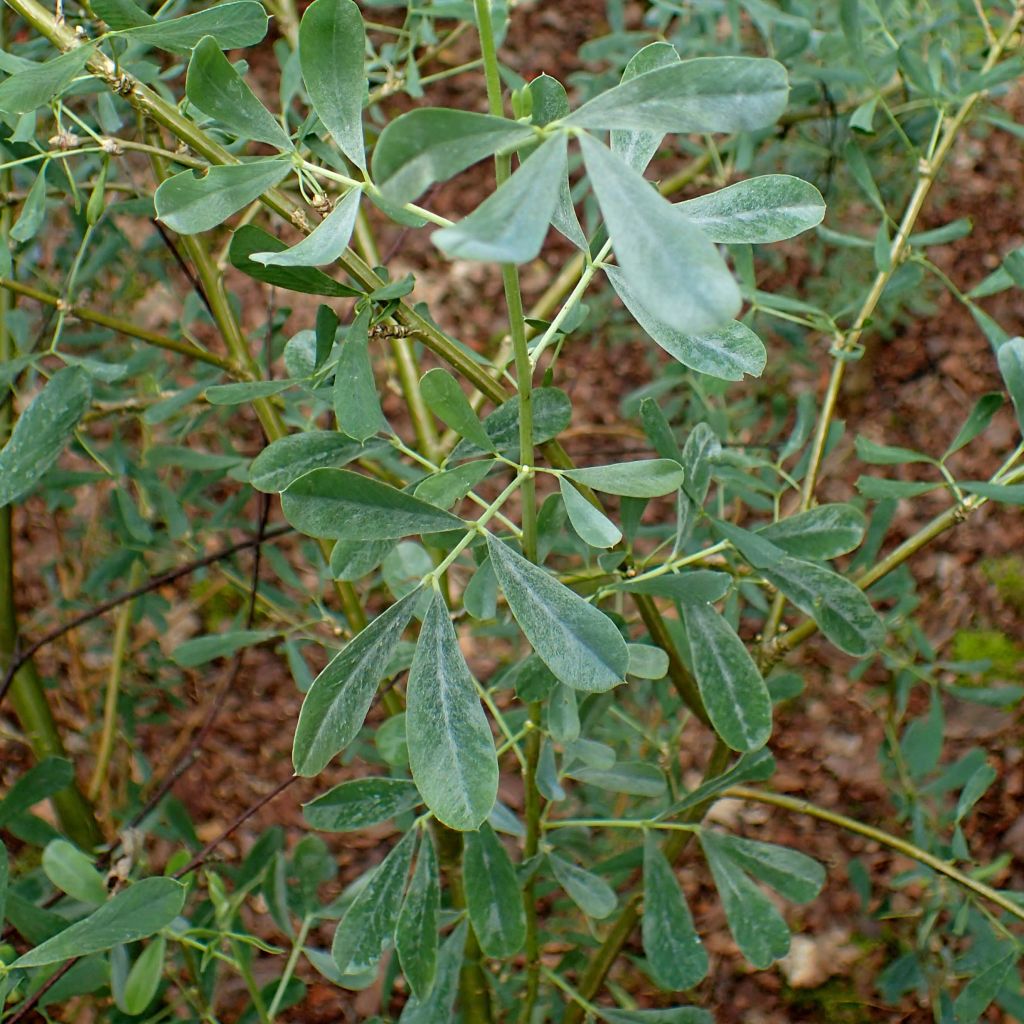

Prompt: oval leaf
[
  {"left": 560, "top": 477, "right": 621, "bottom": 548},
  {"left": 282, "top": 468, "right": 464, "bottom": 541},
  {"left": 293, "top": 589, "right": 419, "bottom": 775},
  {"left": 299, "top": 0, "right": 366, "bottom": 169},
  {"left": 155, "top": 159, "right": 291, "bottom": 235},
  {"left": 682, "top": 602, "right": 771, "bottom": 752},
  {"left": 462, "top": 823, "right": 527, "bottom": 958},
  {"left": 406, "top": 593, "right": 498, "bottom": 831},
  {"left": 396, "top": 833, "right": 440, "bottom": 1000},
  {"left": 250, "top": 432, "right": 384, "bottom": 493},
  {"left": 676, "top": 175, "right": 825, "bottom": 244},
  {"left": 642, "top": 834, "right": 708, "bottom": 990},
  {"left": 758, "top": 504, "right": 865, "bottom": 560},
  {"left": 564, "top": 458, "right": 685, "bottom": 498},
  {"left": 331, "top": 829, "right": 415, "bottom": 974},
  {"left": 254, "top": 187, "right": 361, "bottom": 267},
  {"left": 419, "top": 368, "right": 495, "bottom": 452},
  {"left": 334, "top": 306, "right": 387, "bottom": 441},
  {"left": 303, "top": 778, "right": 421, "bottom": 832},
  {"left": 486, "top": 534, "right": 628, "bottom": 692},
  {"left": 583, "top": 135, "right": 739, "bottom": 337},
  {"left": 549, "top": 853, "right": 617, "bottom": 919},
  {"left": 0, "top": 366, "right": 92, "bottom": 508},
  {"left": 12, "top": 878, "right": 186, "bottom": 967}
]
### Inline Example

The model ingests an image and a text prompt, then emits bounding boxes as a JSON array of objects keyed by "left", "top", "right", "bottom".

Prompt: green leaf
[
  {"left": 91, "top": 0, "right": 152, "bottom": 31},
  {"left": 41, "top": 840, "right": 107, "bottom": 905},
  {"left": 185, "top": 36, "right": 292, "bottom": 149},
  {"left": 758, "top": 504, "right": 865, "bottom": 560},
  {"left": 627, "top": 644, "right": 669, "bottom": 680},
  {"left": 997, "top": 336, "right": 1024, "bottom": 435},
  {"left": 396, "top": 833, "right": 440, "bottom": 999},
  {"left": 560, "top": 478, "right": 621, "bottom": 548},
  {"left": 642, "top": 834, "right": 707, "bottom": 990},
  {"left": 406, "top": 592, "right": 498, "bottom": 831},
  {"left": 250, "top": 432, "right": 383, "bottom": 492},
  {"left": 293, "top": 589, "right": 418, "bottom": 775},
  {"left": 282, "top": 469, "right": 464, "bottom": 541},
  {"left": 372, "top": 109, "right": 535, "bottom": 204},
  {"left": 334, "top": 306, "right": 387, "bottom": 441},
  {"left": 959, "top": 481, "right": 1024, "bottom": 504},
  {"left": 303, "top": 778, "right": 421, "bottom": 831},
  {"left": 855, "top": 435, "right": 932, "bottom": 466},
  {"left": 206, "top": 379, "right": 296, "bottom": 404},
  {"left": 564, "top": 458, "right": 685, "bottom": 498},
  {"left": 566, "top": 762, "right": 667, "bottom": 797},
  {"left": 602, "top": 1009, "right": 712, "bottom": 1024},
  {"left": 300, "top": 0, "right": 366, "bottom": 169},
  {"left": 155, "top": 159, "right": 291, "bottom": 235},
  {"left": 450, "top": 386, "right": 571, "bottom": 461},
  {"left": 549, "top": 853, "right": 616, "bottom": 919},
  {"left": 10, "top": 162, "right": 48, "bottom": 243},
  {"left": 462, "top": 823, "right": 527, "bottom": 957},
  {"left": 415, "top": 462, "right": 492, "bottom": 510},
  {"left": 117, "top": 1, "right": 268, "bottom": 50},
  {"left": 955, "top": 762, "right": 997, "bottom": 824},
  {"left": 565, "top": 56, "right": 788, "bottom": 134},
  {"left": 331, "top": 829, "right": 415, "bottom": 973},
  {"left": 676, "top": 175, "right": 825, "bottom": 244},
  {"left": 432, "top": 133, "right": 566, "bottom": 263},
  {"left": 229, "top": 225, "right": 361, "bottom": 296},
  {"left": 761, "top": 556, "right": 885, "bottom": 656},
  {"left": 607, "top": 269, "right": 763, "bottom": 380},
  {"left": 639, "top": 397, "right": 683, "bottom": 462},
  {"left": 486, "top": 534, "right": 629, "bottom": 692},
  {"left": 582, "top": 136, "right": 740, "bottom": 336},
  {"left": 0, "top": 839, "right": 7, "bottom": 928},
  {"left": 682, "top": 423, "right": 721, "bottom": 503},
  {"left": 419, "top": 368, "right": 495, "bottom": 451},
  {"left": 856, "top": 476, "right": 940, "bottom": 500},
  {"left": 944, "top": 393, "right": 1004, "bottom": 458},
  {"left": 12, "top": 878, "right": 185, "bottom": 967},
  {"left": 953, "top": 950, "right": 1015, "bottom": 1023},
  {"left": 122, "top": 937, "right": 166, "bottom": 1015},
  {"left": 0, "top": 46, "right": 94, "bottom": 115},
  {"left": 614, "top": 570, "right": 731, "bottom": 604},
  {"left": 699, "top": 830, "right": 790, "bottom": 968},
  {"left": 661, "top": 749, "right": 776, "bottom": 817},
  {"left": 682, "top": 601, "right": 771, "bottom": 752},
  {"left": 0, "top": 367, "right": 92, "bottom": 508},
  {"left": 611, "top": 41, "right": 680, "bottom": 172},
  {"left": 252, "top": 188, "right": 360, "bottom": 267},
  {"left": 331, "top": 538, "right": 393, "bottom": 581},
  {"left": 397, "top": 920, "right": 465, "bottom": 1024},
  {"left": 705, "top": 834, "right": 824, "bottom": 903},
  {"left": 171, "top": 629, "right": 274, "bottom": 667},
  {"left": 316, "top": 304, "right": 339, "bottom": 367},
  {"left": 0, "top": 757, "right": 73, "bottom": 827}
]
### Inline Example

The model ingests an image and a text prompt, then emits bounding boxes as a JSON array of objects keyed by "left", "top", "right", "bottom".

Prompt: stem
[
  {"left": 266, "top": 916, "right": 311, "bottom": 1021},
  {"left": 87, "top": 559, "right": 143, "bottom": 803},
  {"left": 0, "top": 155, "right": 101, "bottom": 849},
  {"left": 726, "top": 786, "right": 1024, "bottom": 924},
  {"left": 561, "top": 739, "right": 731, "bottom": 1024}
]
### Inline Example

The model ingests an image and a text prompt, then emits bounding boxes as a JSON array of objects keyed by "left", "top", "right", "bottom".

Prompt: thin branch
[{"left": 0, "top": 524, "right": 291, "bottom": 705}]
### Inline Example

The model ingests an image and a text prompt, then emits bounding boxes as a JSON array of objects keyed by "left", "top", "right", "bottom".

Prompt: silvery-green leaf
[
  {"left": 607, "top": 268, "right": 764, "bottom": 380},
  {"left": 331, "top": 830, "right": 415, "bottom": 973},
  {"left": 676, "top": 175, "right": 824, "bottom": 244},
  {"left": 250, "top": 432, "right": 384, "bottom": 493},
  {"left": 611, "top": 41, "right": 679, "bottom": 172},
  {"left": 432, "top": 134, "right": 566, "bottom": 263},
  {"left": 682, "top": 601, "right": 771, "bottom": 752},
  {"left": 560, "top": 477, "right": 621, "bottom": 548},
  {"left": 583, "top": 136, "right": 740, "bottom": 337},
  {"left": 642, "top": 834, "right": 707, "bottom": 990},
  {"left": 566, "top": 56, "right": 788, "bottom": 134},
  {"left": 299, "top": 0, "right": 366, "bottom": 168},
  {"left": 564, "top": 458, "right": 685, "bottom": 498},
  {"left": 463, "top": 823, "right": 526, "bottom": 957},
  {"left": 0, "top": 366, "right": 92, "bottom": 508},
  {"left": 114, "top": 1, "right": 267, "bottom": 49},
  {"left": 334, "top": 306, "right": 387, "bottom": 442},
  {"left": 486, "top": 534, "right": 628, "bottom": 692},
  {"left": 293, "top": 590, "right": 419, "bottom": 775},
  {"left": 185, "top": 36, "right": 292, "bottom": 149},
  {"left": 253, "top": 188, "right": 361, "bottom": 266},
  {"left": 398, "top": 920, "right": 466, "bottom": 1023},
  {"left": 396, "top": 833, "right": 440, "bottom": 999},
  {"left": 155, "top": 159, "right": 291, "bottom": 235},
  {"left": 406, "top": 593, "right": 498, "bottom": 831},
  {"left": 0, "top": 46, "right": 94, "bottom": 115},
  {"left": 549, "top": 853, "right": 616, "bottom": 919},
  {"left": 997, "top": 336, "right": 1024, "bottom": 435},
  {"left": 758, "top": 504, "right": 865, "bottom": 560},
  {"left": 303, "top": 778, "right": 421, "bottom": 832}
]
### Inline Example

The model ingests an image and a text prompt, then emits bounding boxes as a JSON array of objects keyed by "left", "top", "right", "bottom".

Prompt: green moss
[
  {"left": 785, "top": 978, "right": 875, "bottom": 1023},
  {"left": 951, "top": 628, "right": 1024, "bottom": 677},
  {"left": 982, "top": 555, "right": 1024, "bottom": 614}
]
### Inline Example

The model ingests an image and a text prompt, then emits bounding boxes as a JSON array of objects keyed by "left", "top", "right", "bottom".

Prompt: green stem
[
  {"left": 0, "top": 155, "right": 101, "bottom": 849},
  {"left": 267, "top": 916, "right": 311, "bottom": 1021},
  {"left": 726, "top": 786, "right": 1024, "bottom": 924},
  {"left": 560, "top": 739, "right": 730, "bottom": 1024}
]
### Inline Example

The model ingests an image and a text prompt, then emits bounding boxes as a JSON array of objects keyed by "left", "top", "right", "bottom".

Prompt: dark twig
[
  {"left": 0, "top": 524, "right": 292, "bottom": 705},
  {"left": 174, "top": 774, "right": 297, "bottom": 878},
  {"left": 5, "top": 959, "right": 77, "bottom": 1023},
  {"left": 151, "top": 218, "right": 216, "bottom": 322}
]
